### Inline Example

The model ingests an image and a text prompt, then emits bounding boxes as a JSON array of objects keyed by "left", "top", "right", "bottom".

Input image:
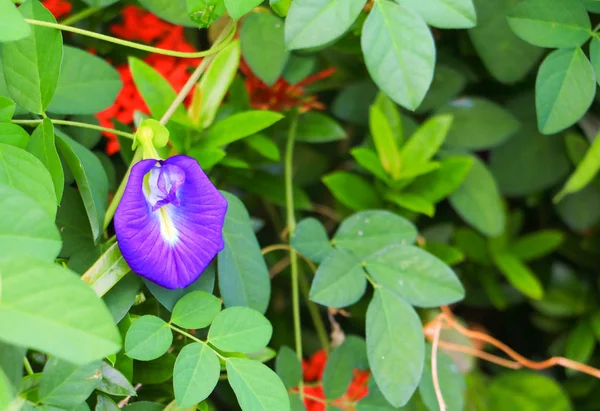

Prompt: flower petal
[{"left": 115, "top": 155, "right": 227, "bottom": 289}]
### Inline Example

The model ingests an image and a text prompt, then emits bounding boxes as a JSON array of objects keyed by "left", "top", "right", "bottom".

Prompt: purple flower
[{"left": 115, "top": 155, "right": 227, "bottom": 289}]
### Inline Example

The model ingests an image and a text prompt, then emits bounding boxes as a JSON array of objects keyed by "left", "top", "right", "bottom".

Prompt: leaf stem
[
  {"left": 284, "top": 109, "right": 304, "bottom": 400},
  {"left": 59, "top": 6, "right": 101, "bottom": 26},
  {"left": 24, "top": 18, "right": 236, "bottom": 59},
  {"left": 23, "top": 357, "right": 34, "bottom": 375},
  {"left": 12, "top": 119, "right": 135, "bottom": 139},
  {"left": 298, "top": 270, "right": 330, "bottom": 352},
  {"left": 168, "top": 324, "right": 227, "bottom": 361}
]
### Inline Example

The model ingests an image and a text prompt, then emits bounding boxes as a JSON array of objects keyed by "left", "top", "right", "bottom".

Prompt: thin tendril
[{"left": 12, "top": 119, "right": 134, "bottom": 139}]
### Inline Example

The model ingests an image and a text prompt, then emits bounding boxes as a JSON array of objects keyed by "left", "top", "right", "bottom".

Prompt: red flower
[
  {"left": 42, "top": 0, "right": 71, "bottom": 19},
  {"left": 240, "top": 60, "right": 335, "bottom": 113}
]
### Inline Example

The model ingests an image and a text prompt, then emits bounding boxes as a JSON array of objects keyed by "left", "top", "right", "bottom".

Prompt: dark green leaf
[
  {"left": 332, "top": 82, "right": 378, "bottom": 126},
  {"left": 208, "top": 306, "right": 272, "bottom": 353},
  {"left": 246, "top": 134, "right": 280, "bottom": 161},
  {"left": 296, "top": 112, "right": 347, "bottom": 143},
  {"left": 173, "top": 343, "right": 220, "bottom": 407},
  {"left": 133, "top": 354, "right": 176, "bottom": 384},
  {"left": 39, "top": 358, "right": 100, "bottom": 409},
  {"left": 125, "top": 315, "right": 173, "bottom": 361},
  {"left": 27, "top": 118, "right": 64, "bottom": 202},
  {"left": 275, "top": 346, "right": 302, "bottom": 390},
  {"left": 291, "top": 218, "right": 333, "bottom": 263},
  {"left": 97, "top": 362, "right": 136, "bottom": 397},
  {"left": 55, "top": 187, "right": 94, "bottom": 258},
  {"left": 102, "top": 273, "right": 142, "bottom": 324},
  {"left": 493, "top": 252, "right": 543, "bottom": 299},
  {"left": 417, "top": 65, "right": 467, "bottom": 113},
  {"left": 171, "top": 291, "right": 222, "bottom": 329},
  {"left": 322, "top": 336, "right": 367, "bottom": 400},
  {"left": 565, "top": 320, "right": 595, "bottom": 365},
  {"left": 454, "top": 227, "right": 492, "bottom": 265},
  {"left": 508, "top": 231, "right": 564, "bottom": 261},
  {"left": 323, "top": 171, "right": 382, "bottom": 211}
]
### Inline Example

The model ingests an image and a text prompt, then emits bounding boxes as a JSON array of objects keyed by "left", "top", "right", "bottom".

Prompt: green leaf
[
  {"left": 0, "top": 96, "right": 15, "bottom": 121},
  {"left": 295, "top": 111, "right": 347, "bottom": 143},
  {"left": 224, "top": 0, "right": 262, "bottom": 19},
  {"left": 2, "top": 0, "right": 62, "bottom": 114},
  {"left": 171, "top": 291, "right": 222, "bottom": 329},
  {"left": 0, "top": 258, "right": 121, "bottom": 364},
  {"left": 275, "top": 346, "right": 302, "bottom": 390},
  {"left": 282, "top": 54, "right": 316, "bottom": 84},
  {"left": 322, "top": 171, "right": 382, "bottom": 211},
  {"left": 97, "top": 362, "right": 136, "bottom": 397},
  {"left": 493, "top": 252, "right": 543, "bottom": 299},
  {"left": 417, "top": 65, "right": 467, "bottom": 113},
  {"left": 333, "top": 210, "right": 418, "bottom": 259},
  {"left": 0, "top": 143, "right": 56, "bottom": 218},
  {"left": 369, "top": 105, "right": 401, "bottom": 179},
  {"left": 365, "top": 244, "right": 464, "bottom": 307},
  {"left": 103, "top": 273, "right": 142, "bottom": 324},
  {"left": 555, "top": 131, "right": 600, "bottom": 202},
  {"left": 400, "top": 115, "right": 452, "bottom": 173},
  {"left": 47, "top": 46, "right": 121, "bottom": 115},
  {"left": 197, "top": 111, "right": 284, "bottom": 149},
  {"left": 240, "top": 12, "right": 288, "bottom": 86},
  {"left": 536, "top": 48, "right": 595, "bottom": 134},
  {"left": 173, "top": 342, "right": 220, "bottom": 407},
  {"left": 507, "top": 0, "right": 591, "bottom": 48},
  {"left": 418, "top": 347, "right": 465, "bottom": 411},
  {"left": 449, "top": 156, "right": 505, "bottom": 237},
  {"left": 129, "top": 57, "right": 189, "bottom": 125},
  {"left": 0, "top": 123, "right": 28, "bottom": 148},
  {"left": 488, "top": 371, "right": 572, "bottom": 411},
  {"left": 133, "top": 353, "right": 176, "bottom": 385},
  {"left": 0, "top": 342, "right": 25, "bottom": 402},
  {"left": 437, "top": 97, "right": 520, "bottom": 150},
  {"left": 208, "top": 306, "right": 272, "bottom": 353},
  {"left": 56, "top": 187, "right": 95, "bottom": 258},
  {"left": 396, "top": 0, "right": 476, "bottom": 28},
  {"left": 322, "top": 336, "right": 367, "bottom": 400},
  {"left": 227, "top": 171, "right": 312, "bottom": 210},
  {"left": 81, "top": 0, "right": 120, "bottom": 6},
  {"left": 454, "top": 228, "right": 490, "bottom": 265},
  {"left": 386, "top": 192, "right": 435, "bottom": 217},
  {"left": 55, "top": 131, "right": 108, "bottom": 241},
  {"left": 291, "top": 218, "right": 333, "bottom": 263},
  {"left": 590, "top": 37, "right": 600, "bottom": 85},
  {"left": 0, "top": 0, "right": 31, "bottom": 42},
  {"left": 284, "top": 0, "right": 367, "bottom": 50},
  {"left": 226, "top": 358, "right": 291, "bottom": 411},
  {"left": 351, "top": 147, "right": 389, "bottom": 182},
  {"left": 361, "top": 1, "right": 435, "bottom": 110},
  {"left": 188, "top": 147, "right": 226, "bottom": 169},
  {"left": 405, "top": 156, "right": 473, "bottom": 203},
  {"left": 332, "top": 82, "right": 378, "bottom": 126},
  {"left": 423, "top": 242, "right": 465, "bottom": 266},
  {"left": 556, "top": 184, "right": 600, "bottom": 233},
  {"left": 195, "top": 40, "right": 240, "bottom": 129},
  {"left": 309, "top": 248, "right": 367, "bottom": 308},
  {"left": 218, "top": 192, "right": 271, "bottom": 314},
  {"left": 565, "top": 320, "right": 595, "bottom": 365},
  {"left": 27, "top": 118, "right": 64, "bottom": 202},
  {"left": 356, "top": 378, "right": 401, "bottom": 411},
  {"left": 144, "top": 265, "right": 216, "bottom": 311},
  {"left": 468, "top": 0, "right": 544, "bottom": 84},
  {"left": 246, "top": 134, "right": 280, "bottom": 161},
  {"left": 508, "top": 231, "right": 564, "bottom": 261},
  {"left": 81, "top": 242, "right": 131, "bottom": 297},
  {"left": 271, "top": 0, "right": 291, "bottom": 17},
  {"left": 374, "top": 92, "right": 403, "bottom": 143},
  {"left": 137, "top": 0, "right": 195, "bottom": 26},
  {"left": 366, "top": 288, "right": 424, "bottom": 407},
  {"left": 39, "top": 358, "right": 101, "bottom": 409},
  {"left": 125, "top": 315, "right": 173, "bottom": 361},
  {"left": 96, "top": 393, "right": 120, "bottom": 411},
  {"left": 186, "top": 0, "right": 226, "bottom": 28}
]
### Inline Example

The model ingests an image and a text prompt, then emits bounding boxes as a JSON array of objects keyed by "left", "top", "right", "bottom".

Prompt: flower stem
[
  {"left": 284, "top": 110, "right": 304, "bottom": 400},
  {"left": 24, "top": 18, "right": 236, "bottom": 59},
  {"left": 103, "top": 149, "right": 143, "bottom": 231},
  {"left": 59, "top": 6, "right": 101, "bottom": 26},
  {"left": 12, "top": 119, "right": 134, "bottom": 139},
  {"left": 299, "top": 269, "right": 330, "bottom": 352}
]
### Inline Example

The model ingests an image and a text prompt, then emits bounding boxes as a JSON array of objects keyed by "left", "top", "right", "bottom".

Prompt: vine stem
[
  {"left": 431, "top": 317, "right": 446, "bottom": 411},
  {"left": 24, "top": 18, "right": 236, "bottom": 59},
  {"left": 284, "top": 110, "right": 304, "bottom": 400},
  {"left": 59, "top": 7, "right": 101, "bottom": 26},
  {"left": 12, "top": 119, "right": 134, "bottom": 139}
]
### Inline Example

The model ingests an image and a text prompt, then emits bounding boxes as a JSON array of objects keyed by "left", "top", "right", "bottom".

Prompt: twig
[{"left": 431, "top": 317, "right": 446, "bottom": 411}]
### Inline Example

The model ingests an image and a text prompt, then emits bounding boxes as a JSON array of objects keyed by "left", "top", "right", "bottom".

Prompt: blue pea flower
[{"left": 115, "top": 155, "right": 227, "bottom": 289}]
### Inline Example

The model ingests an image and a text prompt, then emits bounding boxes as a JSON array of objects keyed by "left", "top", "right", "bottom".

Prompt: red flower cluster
[
  {"left": 96, "top": 6, "right": 201, "bottom": 155},
  {"left": 300, "top": 349, "right": 370, "bottom": 411},
  {"left": 42, "top": 0, "right": 71, "bottom": 19}
]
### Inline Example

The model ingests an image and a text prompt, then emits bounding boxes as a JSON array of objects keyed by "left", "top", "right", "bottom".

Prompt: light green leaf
[
  {"left": 366, "top": 288, "right": 424, "bottom": 407},
  {"left": 208, "top": 306, "right": 272, "bottom": 353},
  {"left": 275, "top": 346, "right": 302, "bottom": 390},
  {"left": 351, "top": 147, "right": 389, "bottom": 182},
  {"left": 197, "top": 111, "right": 284, "bottom": 149},
  {"left": 536, "top": 47, "right": 595, "bottom": 134},
  {"left": 284, "top": 0, "right": 367, "bottom": 50},
  {"left": 0, "top": 0, "right": 31, "bottom": 42},
  {"left": 507, "top": 0, "right": 591, "bottom": 48},
  {"left": 96, "top": 393, "right": 121, "bottom": 411},
  {"left": 173, "top": 342, "right": 220, "bottom": 407},
  {"left": 55, "top": 130, "right": 108, "bottom": 241},
  {"left": 0, "top": 258, "right": 121, "bottom": 364},
  {"left": 386, "top": 192, "right": 435, "bottom": 217},
  {"left": 438, "top": 97, "right": 520, "bottom": 150},
  {"left": 365, "top": 244, "right": 464, "bottom": 307},
  {"left": 188, "top": 147, "right": 226, "bottom": 169},
  {"left": 419, "top": 347, "right": 465, "bottom": 411},
  {"left": 0, "top": 143, "right": 56, "bottom": 218},
  {"left": 405, "top": 156, "right": 473, "bottom": 203},
  {"left": 27, "top": 118, "right": 64, "bottom": 202},
  {"left": 81, "top": 242, "right": 130, "bottom": 297},
  {"left": 361, "top": 1, "right": 435, "bottom": 110},
  {"left": 271, "top": 0, "right": 291, "bottom": 17},
  {"left": 39, "top": 358, "right": 100, "bottom": 409},
  {"left": 449, "top": 156, "right": 505, "bottom": 237},
  {"left": 309, "top": 248, "right": 367, "bottom": 308},
  {"left": 125, "top": 315, "right": 173, "bottom": 361},
  {"left": 2, "top": 0, "right": 62, "bottom": 114},
  {"left": 218, "top": 192, "right": 271, "bottom": 314},
  {"left": 246, "top": 134, "right": 280, "bottom": 161},
  {"left": 401, "top": 115, "right": 452, "bottom": 173},
  {"left": 241, "top": 12, "right": 288, "bottom": 86},
  {"left": 468, "top": 0, "right": 543, "bottom": 84},
  {"left": 295, "top": 111, "right": 347, "bottom": 143},
  {"left": 48, "top": 46, "right": 121, "bottom": 115},
  {"left": 555, "top": 131, "right": 600, "bottom": 202},
  {"left": 171, "top": 291, "right": 222, "bottom": 329},
  {"left": 195, "top": 40, "right": 240, "bottom": 129},
  {"left": 0, "top": 96, "right": 15, "bottom": 122},
  {"left": 226, "top": 358, "right": 291, "bottom": 411},
  {"left": 138, "top": 0, "right": 195, "bottom": 26},
  {"left": 0, "top": 123, "right": 29, "bottom": 148},
  {"left": 493, "top": 252, "right": 543, "bottom": 299},
  {"left": 333, "top": 210, "right": 418, "bottom": 259},
  {"left": 322, "top": 171, "right": 382, "bottom": 211},
  {"left": 370, "top": 105, "right": 401, "bottom": 179},
  {"left": 291, "top": 217, "right": 333, "bottom": 263},
  {"left": 508, "top": 230, "right": 564, "bottom": 262},
  {"left": 396, "top": 0, "right": 476, "bottom": 28},
  {"left": 224, "top": 0, "right": 262, "bottom": 19}
]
